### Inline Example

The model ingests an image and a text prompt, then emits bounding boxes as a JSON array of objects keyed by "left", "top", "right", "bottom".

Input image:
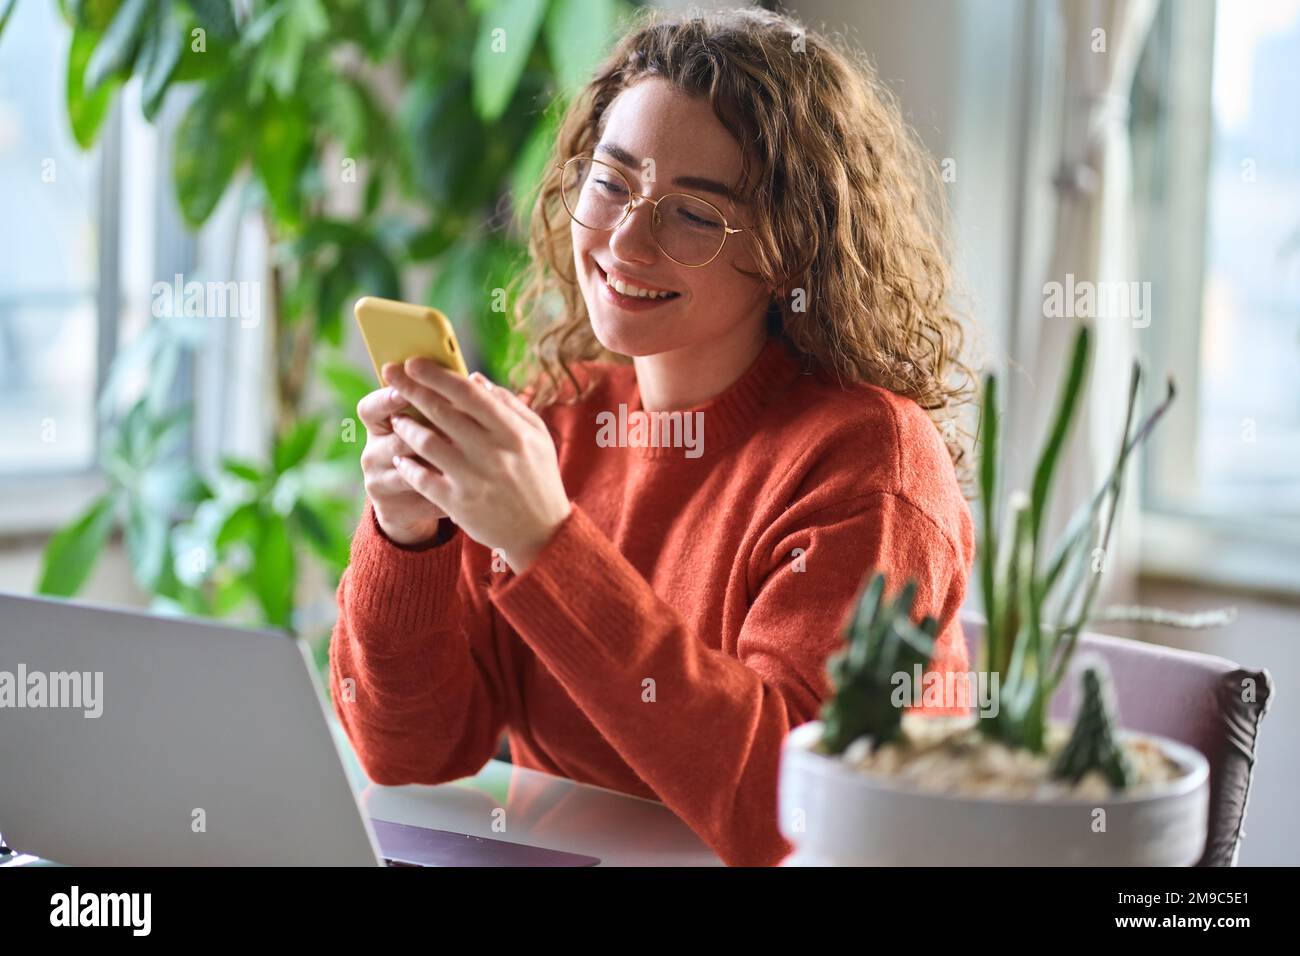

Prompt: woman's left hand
[{"left": 382, "top": 357, "right": 572, "bottom": 573}]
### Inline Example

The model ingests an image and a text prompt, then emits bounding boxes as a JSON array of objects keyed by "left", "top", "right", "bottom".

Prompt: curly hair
[{"left": 508, "top": 5, "right": 977, "bottom": 473}]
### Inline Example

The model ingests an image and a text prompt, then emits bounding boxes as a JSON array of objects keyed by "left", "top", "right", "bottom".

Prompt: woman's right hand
[{"left": 357, "top": 381, "right": 448, "bottom": 547}]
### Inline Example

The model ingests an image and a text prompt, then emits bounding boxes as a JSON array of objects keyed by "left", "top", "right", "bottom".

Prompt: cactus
[
  {"left": 1051, "top": 666, "right": 1132, "bottom": 788},
  {"left": 819, "top": 572, "right": 938, "bottom": 755}
]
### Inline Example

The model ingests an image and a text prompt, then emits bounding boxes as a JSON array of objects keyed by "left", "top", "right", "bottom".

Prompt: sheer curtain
[{"left": 1017, "top": 0, "right": 1159, "bottom": 603}]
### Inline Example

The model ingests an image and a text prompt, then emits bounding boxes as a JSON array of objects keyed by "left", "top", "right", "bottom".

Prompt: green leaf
[
  {"left": 1042, "top": 372, "right": 1178, "bottom": 630},
  {"left": 292, "top": 217, "right": 359, "bottom": 257},
  {"left": 221, "top": 457, "right": 263, "bottom": 484},
  {"left": 67, "top": 23, "right": 118, "bottom": 148},
  {"left": 293, "top": 496, "right": 351, "bottom": 572},
  {"left": 173, "top": 76, "right": 246, "bottom": 226},
  {"left": 317, "top": 72, "right": 369, "bottom": 156},
  {"left": 293, "top": 221, "right": 398, "bottom": 343},
  {"left": 349, "top": 237, "right": 401, "bottom": 302},
  {"left": 173, "top": 18, "right": 229, "bottom": 82},
  {"left": 251, "top": 514, "right": 295, "bottom": 629},
  {"left": 1047, "top": 365, "right": 1149, "bottom": 687},
  {"left": 254, "top": 97, "right": 310, "bottom": 227},
  {"left": 248, "top": 0, "right": 327, "bottom": 100},
  {"left": 400, "top": 76, "right": 476, "bottom": 206},
  {"left": 1051, "top": 667, "right": 1132, "bottom": 788},
  {"left": 273, "top": 416, "right": 321, "bottom": 474},
  {"left": 510, "top": 104, "right": 559, "bottom": 226},
  {"left": 124, "top": 495, "right": 170, "bottom": 591},
  {"left": 84, "top": 0, "right": 151, "bottom": 94},
  {"left": 1028, "top": 325, "right": 1090, "bottom": 553},
  {"left": 145, "top": 335, "right": 182, "bottom": 414},
  {"left": 139, "top": 459, "right": 206, "bottom": 510},
  {"left": 68, "top": 0, "right": 119, "bottom": 32},
  {"left": 978, "top": 373, "right": 999, "bottom": 672},
  {"left": 319, "top": 352, "right": 377, "bottom": 412},
  {"left": 97, "top": 320, "right": 161, "bottom": 419},
  {"left": 37, "top": 493, "right": 118, "bottom": 596},
  {"left": 138, "top": 2, "right": 187, "bottom": 119},
  {"left": 471, "top": 0, "right": 547, "bottom": 123},
  {"left": 363, "top": 171, "right": 382, "bottom": 217},
  {"left": 404, "top": 217, "right": 466, "bottom": 262},
  {"left": 0, "top": 0, "right": 19, "bottom": 42},
  {"left": 312, "top": 260, "right": 350, "bottom": 346},
  {"left": 544, "top": 0, "right": 615, "bottom": 93},
  {"left": 212, "top": 574, "right": 250, "bottom": 616},
  {"left": 102, "top": 400, "right": 142, "bottom": 477},
  {"left": 216, "top": 501, "right": 259, "bottom": 549},
  {"left": 427, "top": 242, "right": 481, "bottom": 348},
  {"left": 185, "top": 0, "right": 237, "bottom": 42},
  {"left": 430, "top": 238, "right": 523, "bottom": 381},
  {"left": 105, "top": 396, "right": 181, "bottom": 480}
]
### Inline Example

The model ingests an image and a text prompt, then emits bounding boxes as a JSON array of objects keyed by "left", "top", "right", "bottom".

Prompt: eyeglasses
[{"left": 556, "top": 154, "right": 748, "bottom": 268}]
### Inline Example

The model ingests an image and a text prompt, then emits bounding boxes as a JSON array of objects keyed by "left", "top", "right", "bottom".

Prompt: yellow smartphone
[{"left": 354, "top": 296, "right": 469, "bottom": 424}]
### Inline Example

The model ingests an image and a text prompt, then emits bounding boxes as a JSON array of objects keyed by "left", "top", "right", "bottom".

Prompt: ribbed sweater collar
[{"left": 625, "top": 336, "right": 802, "bottom": 460}]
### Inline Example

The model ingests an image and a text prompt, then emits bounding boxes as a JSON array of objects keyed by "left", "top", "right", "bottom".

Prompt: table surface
[
  {"left": 2, "top": 718, "right": 723, "bottom": 867},
  {"left": 359, "top": 759, "right": 723, "bottom": 867}
]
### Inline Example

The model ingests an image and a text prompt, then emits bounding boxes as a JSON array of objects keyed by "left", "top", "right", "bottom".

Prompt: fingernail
[
  {"left": 392, "top": 455, "right": 405, "bottom": 467},
  {"left": 389, "top": 387, "right": 401, "bottom": 401}
]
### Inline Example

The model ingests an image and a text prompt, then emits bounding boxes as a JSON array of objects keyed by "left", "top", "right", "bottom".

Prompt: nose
[{"left": 607, "top": 195, "right": 659, "bottom": 265}]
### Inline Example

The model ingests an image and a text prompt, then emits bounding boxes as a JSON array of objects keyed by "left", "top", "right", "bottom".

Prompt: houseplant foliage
[
  {"left": 781, "top": 325, "right": 1223, "bottom": 865},
  {"left": 15, "top": 0, "right": 632, "bottom": 645},
  {"left": 1051, "top": 666, "right": 1132, "bottom": 788},
  {"left": 820, "top": 573, "right": 937, "bottom": 754},
  {"left": 820, "top": 324, "right": 1209, "bottom": 790}
]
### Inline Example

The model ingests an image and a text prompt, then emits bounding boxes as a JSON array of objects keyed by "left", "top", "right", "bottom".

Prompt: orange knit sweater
[{"left": 329, "top": 336, "right": 974, "bottom": 866}]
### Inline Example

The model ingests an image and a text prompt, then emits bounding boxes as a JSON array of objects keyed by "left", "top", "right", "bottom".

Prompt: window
[
  {"left": 1131, "top": 0, "right": 1300, "bottom": 592},
  {"left": 0, "top": 0, "right": 116, "bottom": 479},
  {"left": 1197, "top": 1, "right": 1300, "bottom": 512},
  {"left": 0, "top": 4, "right": 185, "bottom": 536}
]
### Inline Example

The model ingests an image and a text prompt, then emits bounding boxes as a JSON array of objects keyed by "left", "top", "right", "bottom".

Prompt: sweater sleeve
[
  {"left": 485, "top": 492, "right": 972, "bottom": 866},
  {"left": 328, "top": 499, "right": 510, "bottom": 786}
]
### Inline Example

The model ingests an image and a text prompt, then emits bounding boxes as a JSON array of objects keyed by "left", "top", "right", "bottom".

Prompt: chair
[{"left": 960, "top": 615, "right": 1273, "bottom": 866}]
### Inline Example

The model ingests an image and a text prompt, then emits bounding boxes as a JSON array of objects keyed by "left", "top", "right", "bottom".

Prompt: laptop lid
[
  {"left": 0, "top": 592, "right": 382, "bottom": 866},
  {"left": 370, "top": 818, "right": 601, "bottom": 866}
]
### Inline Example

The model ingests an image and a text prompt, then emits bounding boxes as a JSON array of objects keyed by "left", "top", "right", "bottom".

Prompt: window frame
[
  {"left": 0, "top": 98, "right": 122, "bottom": 538},
  {"left": 1133, "top": 0, "right": 1300, "bottom": 597},
  {"left": 0, "top": 73, "right": 201, "bottom": 540}
]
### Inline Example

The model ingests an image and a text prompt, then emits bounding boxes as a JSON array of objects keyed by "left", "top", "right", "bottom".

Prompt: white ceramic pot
[{"left": 778, "top": 720, "right": 1210, "bottom": 866}]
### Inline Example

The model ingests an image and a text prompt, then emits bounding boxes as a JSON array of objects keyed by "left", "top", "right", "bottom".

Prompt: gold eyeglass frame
[{"left": 555, "top": 154, "right": 748, "bottom": 268}]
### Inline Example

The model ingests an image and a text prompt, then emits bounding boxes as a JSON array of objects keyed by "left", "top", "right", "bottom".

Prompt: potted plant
[
  {"left": 17, "top": 0, "right": 634, "bottom": 668},
  {"left": 778, "top": 326, "right": 1217, "bottom": 866}
]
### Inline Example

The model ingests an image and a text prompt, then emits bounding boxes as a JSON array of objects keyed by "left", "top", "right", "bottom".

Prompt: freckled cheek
[
  {"left": 701, "top": 255, "right": 762, "bottom": 311},
  {"left": 571, "top": 228, "right": 600, "bottom": 286}
]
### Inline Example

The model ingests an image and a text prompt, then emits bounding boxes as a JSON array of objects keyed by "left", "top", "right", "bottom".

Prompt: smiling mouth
[{"left": 596, "top": 263, "right": 681, "bottom": 301}]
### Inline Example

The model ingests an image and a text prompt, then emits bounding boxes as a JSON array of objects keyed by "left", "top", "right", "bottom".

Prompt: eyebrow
[{"left": 594, "top": 142, "right": 744, "bottom": 205}]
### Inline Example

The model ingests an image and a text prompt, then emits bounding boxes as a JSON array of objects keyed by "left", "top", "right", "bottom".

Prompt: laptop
[{"left": 0, "top": 592, "right": 598, "bottom": 866}]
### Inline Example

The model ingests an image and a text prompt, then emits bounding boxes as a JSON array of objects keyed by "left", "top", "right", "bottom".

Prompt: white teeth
[{"left": 605, "top": 272, "right": 676, "bottom": 299}]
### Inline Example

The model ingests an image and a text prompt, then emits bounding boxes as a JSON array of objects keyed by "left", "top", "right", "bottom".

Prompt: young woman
[{"left": 330, "top": 7, "right": 976, "bottom": 867}]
